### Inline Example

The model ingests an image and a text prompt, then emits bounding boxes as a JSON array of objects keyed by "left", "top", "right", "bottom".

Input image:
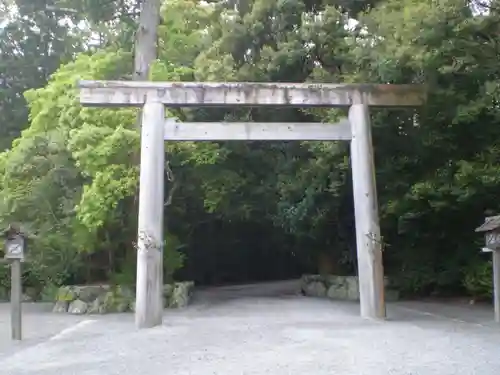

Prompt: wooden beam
[
  {"left": 163, "top": 120, "right": 352, "bottom": 141},
  {"left": 79, "top": 80, "right": 426, "bottom": 108}
]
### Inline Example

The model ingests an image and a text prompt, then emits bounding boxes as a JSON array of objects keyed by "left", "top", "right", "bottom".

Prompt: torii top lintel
[{"left": 78, "top": 80, "right": 426, "bottom": 108}]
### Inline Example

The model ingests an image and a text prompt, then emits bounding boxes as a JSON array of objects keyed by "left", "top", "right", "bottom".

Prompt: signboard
[
  {"left": 4, "top": 235, "right": 25, "bottom": 260},
  {"left": 486, "top": 231, "right": 500, "bottom": 250}
]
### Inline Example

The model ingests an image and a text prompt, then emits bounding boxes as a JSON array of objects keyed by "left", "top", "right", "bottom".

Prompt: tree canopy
[{"left": 0, "top": 0, "right": 499, "bottom": 298}]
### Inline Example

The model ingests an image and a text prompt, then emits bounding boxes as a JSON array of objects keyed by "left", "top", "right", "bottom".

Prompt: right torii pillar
[{"left": 349, "top": 97, "right": 386, "bottom": 319}]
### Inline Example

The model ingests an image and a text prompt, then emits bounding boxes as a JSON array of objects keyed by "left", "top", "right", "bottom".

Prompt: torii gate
[{"left": 78, "top": 80, "right": 426, "bottom": 328}]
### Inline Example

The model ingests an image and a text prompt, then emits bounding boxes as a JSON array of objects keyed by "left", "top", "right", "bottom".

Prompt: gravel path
[
  {"left": 0, "top": 282, "right": 499, "bottom": 375},
  {"left": 0, "top": 302, "right": 87, "bottom": 359}
]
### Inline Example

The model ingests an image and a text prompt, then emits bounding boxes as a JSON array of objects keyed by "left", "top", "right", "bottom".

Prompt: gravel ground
[
  {"left": 0, "top": 282, "right": 499, "bottom": 375},
  {"left": 0, "top": 302, "right": 87, "bottom": 359}
]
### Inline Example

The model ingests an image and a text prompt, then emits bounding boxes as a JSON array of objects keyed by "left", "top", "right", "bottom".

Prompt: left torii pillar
[
  {"left": 135, "top": 99, "right": 165, "bottom": 328},
  {"left": 79, "top": 81, "right": 166, "bottom": 328}
]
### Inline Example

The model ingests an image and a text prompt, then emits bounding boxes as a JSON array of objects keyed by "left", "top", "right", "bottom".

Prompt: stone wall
[
  {"left": 52, "top": 282, "right": 195, "bottom": 315},
  {"left": 301, "top": 275, "right": 399, "bottom": 301}
]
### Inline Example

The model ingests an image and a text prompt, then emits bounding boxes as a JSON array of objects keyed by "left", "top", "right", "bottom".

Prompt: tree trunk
[
  {"left": 132, "top": 0, "right": 161, "bottom": 187},
  {"left": 130, "top": 0, "right": 162, "bottom": 228},
  {"left": 133, "top": 0, "right": 161, "bottom": 85}
]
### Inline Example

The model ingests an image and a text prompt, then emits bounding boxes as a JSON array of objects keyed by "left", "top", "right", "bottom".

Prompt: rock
[
  {"left": 302, "top": 274, "right": 400, "bottom": 302},
  {"left": 53, "top": 301, "right": 69, "bottom": 313},
  {"left": 162, "top": 284, "right": 174, "bottom": 307},
  {"left": 325, "top": 276, "right": 347, "bottom": 299},
  {"left": 68, "top": 299, "right": 88, "bottom": 314},
  {"left": 327, "top": 284, "right": 347, "bottom": 300},
  {"left": 163, "top": 284, "right": 174, "bottom": 298},
  {"left": 51, "top": 282, "right": 193, "bottom": 314},
  {"left": 115, "top": 300, "right": 131, "bottom": 313},
  {"left": 93, "top": 292, "right": 112, "bottom": 314},
  {"left": 304, "top": 281, "right": 327, "bottom": 298},
  {"left": 98, "top": 290, "right": 131, "bottom": 314},
  {"left": 302, "top": 274, "right": 322, "bottom": 286},
  {"left": 302, "top": 275, "right": 360, "bottom": 300},
  {"left": 113, "top": 286, "right": 134, "bottom": 312},
  {"left": 56, "top": 286, "right": 77, "bottom": 302},
  {"left": 115, "top": 285, "right": 134, "bottom": 300},
  {"left": 301, "top": 274, "right": 315, "bottom": 284},
  {"left": 301, "top": 275, "right": 325, "bottom": 296},
  {"left": 77, "top": 285, "right": 109, "bottom": 303},
  {"left": 168, "top": 282, "right": 194, "bottom": 308},
  {"left": 345, "top": 277, "right": 359, "bottom": 300},
  {"left": 22, "top": 294, "right": 33, "bottom": 302},
  {"left": 61, "top": 285, "right": 133, "bottom": 314},
  {"left": 87, "top": 294, "right": 106, "bottom": 314}
]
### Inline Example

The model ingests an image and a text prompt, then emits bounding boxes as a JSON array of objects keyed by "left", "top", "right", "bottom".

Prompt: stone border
[
  {"left": 301, "top": 275, "right": 399, "bottom": 301},
  {"left": 52, "top": 282, "right": 195, "bottom": 315}
]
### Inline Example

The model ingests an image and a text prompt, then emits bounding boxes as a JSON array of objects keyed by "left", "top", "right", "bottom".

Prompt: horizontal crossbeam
[
  {"left": 163, "top": 120, "right": 352, "bottom": 141},
  {"left": 79, "top": 80, "right": 426, "bottom": 108}
]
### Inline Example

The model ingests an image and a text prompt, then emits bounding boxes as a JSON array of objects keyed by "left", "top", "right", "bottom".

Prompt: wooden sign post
[
  {"left": 3, "top": 224, "right": 27, "bottom": 340},
  {"left": 476, "top": 215, "right": 500, "bottom": 323},
  {"left": 79, "top": 80, "right": 426, "bottom": 328}
]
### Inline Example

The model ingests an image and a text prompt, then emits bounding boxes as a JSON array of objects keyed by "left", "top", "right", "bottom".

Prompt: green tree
[{"left": 3, "top": 0, "right": 500, "bottom": 296}]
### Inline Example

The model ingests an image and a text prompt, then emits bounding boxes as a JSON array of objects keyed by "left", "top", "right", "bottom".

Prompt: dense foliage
[{"left": 0, "top": 0, "right": 499, "bottom": 299}]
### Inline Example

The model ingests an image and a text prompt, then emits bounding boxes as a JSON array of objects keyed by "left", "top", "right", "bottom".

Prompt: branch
[
  {"left": 315, "top": 47, "right": 343, "bottom": 76},
  {"left": 164, "top": 159, "right": 178, "bottom": 207}
]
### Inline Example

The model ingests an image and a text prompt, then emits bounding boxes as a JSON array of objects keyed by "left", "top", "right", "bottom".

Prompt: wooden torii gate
[{"left": 79, "top": 80, "right": 425, "bottom": 328}]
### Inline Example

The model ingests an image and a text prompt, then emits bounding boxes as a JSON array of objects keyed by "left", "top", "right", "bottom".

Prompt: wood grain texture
[
  {"left": 135, "top": 101, "right": 165, "bottom": 329},
  {"left": 349, "top": 103, "right": 386, "bottom": 320},
  {"left": 163, "top": 120, "right": 352, "bottom": 141},
  {"left": 79, "top": 80, "right": 426, "bottom": 108},
  {"left": 11, "top": 260, "right": 22, "bottom": 340}
]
